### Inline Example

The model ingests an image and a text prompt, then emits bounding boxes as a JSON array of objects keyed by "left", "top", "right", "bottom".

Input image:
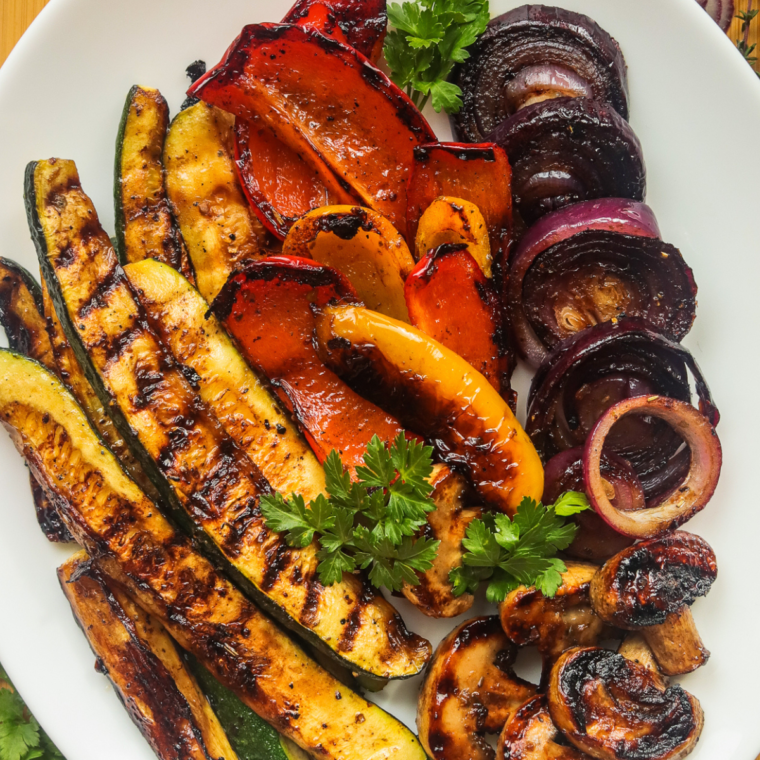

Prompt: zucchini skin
[
  {"left": 114, "top": 85, "right": 193, "bottom": 280},
  {"left": 187, "top": 654, "right": 309, "bottom": 760},
  {"left": 26, "top": 158, "right": 430, "bottom": 683},
  {"left": 0, "top": 349, "right": 426, "bottom": 760},
  {"left": 163, "top": 102, "right": 269, "bottom": 303},
  {"left": 59, "top": 551, "right": 232, "bottom": 760},
  {"left": 0, "top": 257, "right": 72, "bottom": 542}
]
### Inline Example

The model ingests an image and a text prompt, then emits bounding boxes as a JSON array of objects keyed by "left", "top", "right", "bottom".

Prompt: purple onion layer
[
  {"left": 452, "top": 5, "right": 629, "bottom": 143},
  {"left": 487, "top": 97, "right": 645, "bottom": 225}
]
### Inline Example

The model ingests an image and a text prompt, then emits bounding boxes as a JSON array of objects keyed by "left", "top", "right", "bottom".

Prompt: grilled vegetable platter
[{"left": 0, "top": 1, "right": 735, "bottom": 759}]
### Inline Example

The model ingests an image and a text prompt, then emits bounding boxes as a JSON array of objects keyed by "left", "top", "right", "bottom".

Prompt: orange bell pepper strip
[
  {"left": 212, "top": 256, "right": 408, "bottom": 470},
  {"left": 315, "top": 304, "right": 544, "bottom": 514},
  {"left": 407, "top": 142, "right": 513, "bottom": 267},
  {"left": 283, "top": 0, "right": 388, "bottom": 62},
  {"left": 190, "top": 24, "right": 435, "bottom": 238},
  {"left": 405, "top": 243, "right": 515, "bottom": 400}
]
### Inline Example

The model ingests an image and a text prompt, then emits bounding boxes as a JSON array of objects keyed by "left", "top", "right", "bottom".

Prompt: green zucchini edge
[{"left": 113, "top": 84, "right": 140, "bottom": 265}]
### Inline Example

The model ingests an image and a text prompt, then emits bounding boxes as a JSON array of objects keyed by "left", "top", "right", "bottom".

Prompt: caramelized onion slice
[
  {"left": 584, "top": 396, "right": 722, "bottom": 538},
  {"left": 548, "top": 647, "right": 704, "bottom": 760},
  {"left": 507, "top": 199, "right": 696, "bottom": 367},
  {"left": 487, "top": 98, "right": 645, "bottom": 225},
  {"left": 527, "top": 318, "right": 719, "bottom": 504},
  {"left": 696, "top": 0, "right": 735, "bottom": 31},
  {"left": 453, "top": 5, "right": 629, "bottom": 143}
]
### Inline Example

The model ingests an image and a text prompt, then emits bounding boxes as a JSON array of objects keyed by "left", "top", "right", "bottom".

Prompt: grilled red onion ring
[
  {"left": 696, "top": 0, "right": 735, "bottom": 31},
  {"left": 527, "top": 318, "right": 719, "bottom": 503},
  {"left": 452, "top": 5, "right": 629, "bottom": 143},
  {"left": 584, "top": 396, "right": 722, "bottom": 538},
  {"left": 543, "top": 447, "right": 640, "bottom": 560},
  {"left": 507, "top": 199, "right": 697, "bottom": 367},
  {"left": 487, "top": 98, "right": 645, "bottom": 225}
]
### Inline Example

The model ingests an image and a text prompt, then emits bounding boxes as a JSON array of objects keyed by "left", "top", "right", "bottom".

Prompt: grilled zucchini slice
[
  {"left": 26, "top": 157, "right": 430, "bottom": 684},
  {"left": 59, "top": 550, "right": 237, "bottom": 760},
  {"left": 0, "top": 349, "right": 425, "bottom": 760},
  {"left": 163, "top": 102, "right": 269, "bottom": 303},
  {"left": 124, "top": 258, "right": 325, "bottom": 502},
  {"left": 187, "top": 654, "right": 309, "bottom": 760},
  {"left": 114, "top": 85, "right": 193, "bottom": 279},
  {"left": 0, "top": 257, "right": 72, "bottom": 541}
]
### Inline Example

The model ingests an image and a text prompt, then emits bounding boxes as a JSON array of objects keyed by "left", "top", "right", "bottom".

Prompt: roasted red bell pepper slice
[
  {"left": 234, "top": 116, "right": 358, "bottom": 239},
  {"left": 190, "top": 24, "right": 435, "bottom": 238},
  {"left": 405, "top": 243, "right": 514, "bottom": 399},
  {"left": 212, "top": 255, "right": 408, "bottom": 469},
  {"left": 407, "top": 142, "right": 513, "bottom": 266},
  {"left": 283, "top": 0, "right": 388, "bottom": 62}
]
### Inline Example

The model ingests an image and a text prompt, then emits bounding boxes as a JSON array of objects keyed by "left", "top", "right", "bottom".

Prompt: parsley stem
[{"left": 418, "top": 93, "right": 431, "bottom": 112}]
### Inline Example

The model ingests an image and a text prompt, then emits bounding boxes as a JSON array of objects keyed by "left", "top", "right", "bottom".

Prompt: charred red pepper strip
[
  {"left": 405, "top": 243, "right": 514, "bottom": 399},
  {"left": 283, "top": 0, "right": 388, "bottom": 62},
  {"left": 407, "top": 142, "right": 513, "bottom": 266},
  {"left": 190, "top": 24, "right": 435, "bottom": 238},
  {"left": 234, "top": 116, "right": 358, "bottom": 239},
  {"left": 213, "top": 256, "right": 409, "bottom": 470}
]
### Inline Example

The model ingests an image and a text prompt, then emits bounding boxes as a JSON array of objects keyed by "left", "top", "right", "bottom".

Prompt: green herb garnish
[
  {"left": 449, "top": 492, "right": 591, "bottom": 603},
  {"left": 384, "top": 0, "right": 490, "bottom": 113},
  {"left": 0, "top": 664, "right": 65, "bottom": 760},
  {"left": 260, "top": 433, "right": 440, "bottom": 592}
]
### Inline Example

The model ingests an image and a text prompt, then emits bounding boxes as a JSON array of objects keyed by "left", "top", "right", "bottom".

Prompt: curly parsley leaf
[
  {"left": 449, "top": 493, "right": 591, "bottom": 602},
  {"left": 384, "top": 0, "right": 490, "bottom": 113},
  {"left": 261, "top": 432, "right": 440, "bottom": 592},
  {"left": 0, "top": 666, "right": 64, "bottom": 760}
]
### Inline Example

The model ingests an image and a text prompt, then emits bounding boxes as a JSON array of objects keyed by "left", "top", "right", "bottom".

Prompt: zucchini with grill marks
[
  {"left": 164, "top": 102, "right": 269, "bottom": 303},
  {"left": 0, "top": 257, "right": 72, "bottom": 542},
  {"left": 27, "top": 157, "right": 430, "bottom": 684},
  {"left": 59, "top": 551, "right": 237, "bottom": 760},
  {"left": 114, "top": 85, "right": 194, "bottom": 280},
  {"left": 124, "top": 258, "right": 325, "bottom": 502},
  {"left": 0, "top": 349, "right": 425, "bottom": 760},
  {"left": 40, "top": 277, "right": 161, "bottom": 505}
]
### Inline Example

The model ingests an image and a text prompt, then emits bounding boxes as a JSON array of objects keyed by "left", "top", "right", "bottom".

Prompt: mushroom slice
[
  {"left": 418, "top": 616, "right": 537, "bottom": 760},
  {"left": 547, "top": 647, "right": 703, "bottom": 760},
  {"left": 499, "top": 562, "right": 612, "bottom": 687},
  {"left": 590, "top": 531, "right": 717, "bottom": 676},
  {"left": 498, "top": 695, "right": 588, "bottom": 760}
]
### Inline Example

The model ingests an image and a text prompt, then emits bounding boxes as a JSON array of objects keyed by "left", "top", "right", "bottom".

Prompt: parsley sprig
[
  {"left": 384, "top": 0, "right": 490, "bottom": 113},
  {"left": 260, "top": 433, "right": 440, "bottom": 592},
  {"left": 0, "top": 664, "right": 64, "bottom": 760},
  {"left": 449, "top": 492, "right": 591, "bottom": 603}
]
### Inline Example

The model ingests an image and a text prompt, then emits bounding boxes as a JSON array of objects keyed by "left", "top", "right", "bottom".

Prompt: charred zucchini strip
[
  {"left": 164, "top": 102, "right": 269, "bottom": 303},
  {"left": 0, "top": 350, "right": 425, "bottom": 760},
  {"left": 59, "top": 551, "right": 236, "bottom": 760},
  {"left": 124, "top": 258, "right": 326, "bottom": 502},
  {"left": 27, "top": 158, "right": 430, "bottom": 683},
  {"left": 0, "top": 257, "right": 55, "bottom": 367},
  {"left": 0, "top": 257, "right": 72, "bottom": 542},
  {"left": 40, "top": 278, "right": 160, "bottom": 504},
  {"left": 114, "top": 85, "right": 193, "bottom": 279}
]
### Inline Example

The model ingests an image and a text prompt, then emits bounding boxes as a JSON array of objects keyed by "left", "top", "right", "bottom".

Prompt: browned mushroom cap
[
  {"left": 498, "top": 695, "right": 588, "bottom": 760},
  {"left": 402, "top": 467, "right": 482, "bottom": 618},
  {"left": 547, "top": 647, "right": 704, "bottom": 760},
  {"left": 418, "top": 616, "right": 537, "bottom": 760},
  {"left": 590, "top": 531, "right": 717, "bottom": 675},
  {"left": 500, "top": 562, "right": 613, "bottom": 687}
]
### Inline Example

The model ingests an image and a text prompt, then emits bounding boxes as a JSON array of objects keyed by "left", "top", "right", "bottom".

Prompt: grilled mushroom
[
  {"left": 547, "top": 647, "right": 704, "bottom": 760},
  {"left": 590, "top": 532, "right": 717, "bottom": 676},
  {"left": 498, "top": 695, "right": 588, "bottom": 760},
  {"left": 418, "top": 616, "right": 537, "bottom": 760},
  {"left": 499, "top": 562, "right": 613, "bottom": 687}
]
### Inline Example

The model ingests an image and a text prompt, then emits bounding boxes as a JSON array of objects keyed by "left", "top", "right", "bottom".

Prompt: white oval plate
[{"left": 1, "top": 1, "right": 759, "bottom": 758}]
